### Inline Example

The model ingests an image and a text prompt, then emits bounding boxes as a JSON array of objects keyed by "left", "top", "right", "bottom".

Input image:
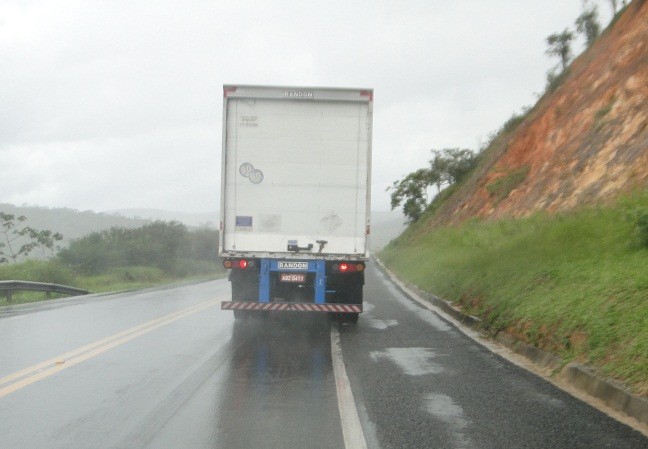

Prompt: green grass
[
  {"left": 74, "top": 266, "right": 169, "bottom": 292},
  {"left": 546, "top": 67, "right": 571, "bottom": 93},
  {"left": 380, "top": 190, "right": 648, "bottom": 395},
  {"left": 0, "top": 259, "right": 75, "bottom": 285},
  {"left": 0, "top": 260, "right": 225, "bottom": 306},
  {"left": 486, "top": 166, "right": 530, "bottom": 204}
]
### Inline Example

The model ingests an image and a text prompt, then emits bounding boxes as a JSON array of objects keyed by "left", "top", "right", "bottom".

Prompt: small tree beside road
[{"left": 0, "top": 212, "right": 63, "bottom": 263}]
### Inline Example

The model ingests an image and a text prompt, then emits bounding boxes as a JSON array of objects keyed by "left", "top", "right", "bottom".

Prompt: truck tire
[
  {"left": 233, "top": 310, "right": 249, "bottom": 320},
  {"left": 332, "top": 312, "right": 359, "bottom": 324},
  {"left": 341, "top": 313, "right": 359, "bottom": 324}
]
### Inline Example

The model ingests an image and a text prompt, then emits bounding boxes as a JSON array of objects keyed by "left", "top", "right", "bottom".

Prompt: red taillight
[
  {"left": 334, "top": 262, "right": 363, "bottom": 273},
  {"left": 224, "top": 259, "right": 255, "bottom": 269}
]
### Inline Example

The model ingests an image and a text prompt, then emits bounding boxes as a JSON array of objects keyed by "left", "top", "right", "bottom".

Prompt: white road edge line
[{"left": 330, "top": 326, "right": 368, "bottom": 449}]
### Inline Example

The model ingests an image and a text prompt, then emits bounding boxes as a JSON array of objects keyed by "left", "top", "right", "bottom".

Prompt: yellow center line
[{"left": 0, "top": 299, "right": 221, "bottom": 399}]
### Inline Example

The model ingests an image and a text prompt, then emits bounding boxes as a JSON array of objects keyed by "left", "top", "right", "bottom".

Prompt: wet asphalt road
[{"left": 0, "top": 262, "right": 646, "bottom": 449}]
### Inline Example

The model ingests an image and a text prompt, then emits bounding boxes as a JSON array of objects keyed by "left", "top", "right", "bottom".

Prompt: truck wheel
[
  {"left": 233, "top": 310, "right": 249, "bottom": 320},
  {"left": 340, "top": 313, "right": 359, "bottom": 324}
]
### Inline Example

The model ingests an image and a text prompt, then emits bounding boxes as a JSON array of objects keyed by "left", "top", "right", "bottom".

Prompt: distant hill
[
  {"left": 107, "top": 208, "right": 218, "bottom": 228},
  {"left": 0, "top": 203, "right": 152, "bottom": 248}
]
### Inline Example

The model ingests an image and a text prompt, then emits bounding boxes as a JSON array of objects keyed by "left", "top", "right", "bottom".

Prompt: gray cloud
[{"left": 0, "top": 0, "right": 608, "bottom": 212}]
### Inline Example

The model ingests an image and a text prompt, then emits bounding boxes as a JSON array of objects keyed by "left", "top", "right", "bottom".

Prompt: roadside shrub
[
  {"left": 182, "top": 228, "right": 220, "bottom": 261},
  {"left": 546, "top": 68, "right": 571, "bottom": 93},
  {"left": 0, "top": 260, "right": 75, "bottom": 285},
  {"left": 109, "top": 266, "right": 166, "bottom": 283},
  {"left": 59, "top": 221, "right": 222, "bottom": 276},
  {"left": 74, "top": 266, "right": 166, "bottom": 292},
  {"left": 502, "top": 111, "right": 526, "bottom": 133},
  {"left": 632, "top": 208, "right": 648, "bottom": 248}
]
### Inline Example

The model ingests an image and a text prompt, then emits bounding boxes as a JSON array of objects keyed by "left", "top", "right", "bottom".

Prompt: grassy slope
[{"left": 380, "top": 190, "right": 648, "bottom": 395}]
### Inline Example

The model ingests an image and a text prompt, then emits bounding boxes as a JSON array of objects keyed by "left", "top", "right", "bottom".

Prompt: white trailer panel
[{"left": 220, "top": 85, "right": 373, "bottom": 259}]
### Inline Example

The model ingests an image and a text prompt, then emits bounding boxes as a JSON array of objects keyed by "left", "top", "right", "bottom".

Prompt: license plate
[
  {"left": 278, "top": 261, "right": 308, "bottom": 270},
  {"left": 279, "top": 273, "right": 306, "bottom": 283}
]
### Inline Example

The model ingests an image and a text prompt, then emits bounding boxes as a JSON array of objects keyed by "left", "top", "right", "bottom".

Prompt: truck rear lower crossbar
[{"left": 221, "top": 301, "right": 361, "bottom": 313}]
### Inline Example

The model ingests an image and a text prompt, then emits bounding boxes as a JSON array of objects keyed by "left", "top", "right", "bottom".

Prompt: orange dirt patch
[{"left": 436, "top": 1, "right": 648, "bottom": 226}]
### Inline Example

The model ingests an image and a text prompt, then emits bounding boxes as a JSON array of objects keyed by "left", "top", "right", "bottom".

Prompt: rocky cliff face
[{"left": 439, "top": 0, "right": 647, "bottom": 225}]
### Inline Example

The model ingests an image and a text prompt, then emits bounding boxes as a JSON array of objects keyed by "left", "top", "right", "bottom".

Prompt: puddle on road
[
  {"left": 363, "top": 302, "right": 376, "bottom": 312},
  {"left": 370, "top": 347, "right": 443, "bottom": 376},
  {"left": 365, "top": 318, "right": 398, "bottom": 330},
  {"left": 424, "top": 393, "right": 475, "bottom": 449},
  {"left": 424, "top": 393, "right": 468, "bottom": 427}
]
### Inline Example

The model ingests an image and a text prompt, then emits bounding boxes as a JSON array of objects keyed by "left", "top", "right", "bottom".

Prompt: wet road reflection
[{"left": 213, "top": 315, "right": 345, "bottom": 449}]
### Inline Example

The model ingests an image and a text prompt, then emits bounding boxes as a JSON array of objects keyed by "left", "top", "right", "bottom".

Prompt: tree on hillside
[
  {"left": 576, "top": 4, "right": 601, "bottom": 47},
  {"left": 431, "top": 148, "right": 477, "bottom": 190},
  {"left": 388, "top": 148, "right": 477, "bottom": 222},
  {"left": 387, "top": 168, "right": 433, "bottom": 222},
  {"left": 546, "top": 29, "right": 575, "bottom": 71},
  {"left": 606, "top": 0, "right": 629, "bottom": 16},
  {"left": 0, "top": 212, "right": 63, "bottom": 263}
]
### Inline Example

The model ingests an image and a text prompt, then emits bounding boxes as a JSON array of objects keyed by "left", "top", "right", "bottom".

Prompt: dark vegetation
[
  {"left": 388, "top": 148, "right": 477, "bottom": 222},
  {"left": 633, "top": 207, "right": 648, "bottom": 248},
  {"left": 59, "top": 221, "right": 218, "bottom": 276},
  {"left": 546, "top": 29, "right": 575, "bottom": 72},
  {"left": 1, "top": 213, "right": 223, "bottom": 305},
  {"left": 576, "top": 4, "right": 602, "bottom": 47}
]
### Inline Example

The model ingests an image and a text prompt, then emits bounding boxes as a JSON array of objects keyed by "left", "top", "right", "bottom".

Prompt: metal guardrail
[{"left": 0, "top": 280, "right": 91, "bottom": 303}]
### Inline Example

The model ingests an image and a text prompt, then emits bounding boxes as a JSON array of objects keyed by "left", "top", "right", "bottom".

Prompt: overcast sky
[{"left": 1, "top": 0, "right": 614, "bottom": 214}]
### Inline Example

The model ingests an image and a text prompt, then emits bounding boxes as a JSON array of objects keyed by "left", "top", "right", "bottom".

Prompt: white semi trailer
[{"left": 219, "top": 85, "right": 373, "bottom": 322}]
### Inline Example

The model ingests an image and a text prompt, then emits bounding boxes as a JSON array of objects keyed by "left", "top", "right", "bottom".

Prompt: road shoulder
[{"left": 373, "top": 257, "right": 648, "bottom": 436}]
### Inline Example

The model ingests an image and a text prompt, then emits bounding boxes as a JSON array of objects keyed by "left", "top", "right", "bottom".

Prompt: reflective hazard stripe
[{"left": 221, "top": 302, "right": 361, "bottom": 313}]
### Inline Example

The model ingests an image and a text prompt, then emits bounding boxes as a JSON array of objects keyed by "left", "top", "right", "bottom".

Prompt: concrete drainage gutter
[{"left": 373, "top": 257, "right": 648, "bottom": 429}]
